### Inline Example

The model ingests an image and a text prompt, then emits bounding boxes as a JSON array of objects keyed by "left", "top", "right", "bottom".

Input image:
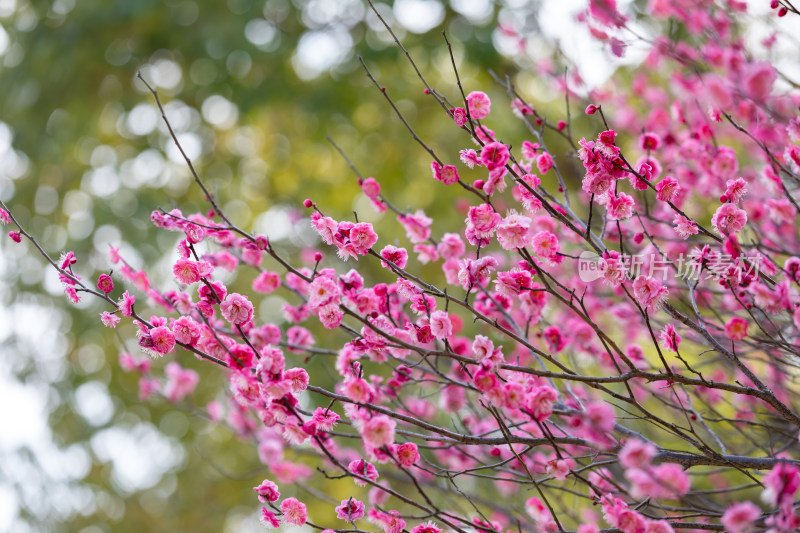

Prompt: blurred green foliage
[{"left": 0, "top": 1, "right": 554, "bottom": 531}]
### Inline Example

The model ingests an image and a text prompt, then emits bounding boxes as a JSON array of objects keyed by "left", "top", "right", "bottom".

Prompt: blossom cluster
[{"left": 3, "top": 1, "right": 800, "bottom": 532}]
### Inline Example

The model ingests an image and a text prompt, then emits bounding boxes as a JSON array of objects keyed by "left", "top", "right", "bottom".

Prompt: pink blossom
[
  {"left": 380, "top": 245, "right": 408, "bottom": 269},
  {"left": 711, "top": 203, "right": 747, "bottom": 235},
  {"left": 253, "top": 479, "right": 280, "bottom": 502},
  {"left": 429, "top": 310, "right": 452, "bottom": 339},
  {"left": 280, "top": 497, "right": 308, "bottom": 526},
  {"left": 672, "top": 214, "right": 698, "bottom": 239},
  {"left": 633, "top": 276, "right": 668, "bottom": 311},
  {"left": 725, "top": 317, "right": 748, "bottom": 341},
  {"left": 459, "top": 149, "right": 480, "bottom": 168},
  {"left": 397, "top": 210, "right": 432, "bottom": 243},
  {"left": 721, "top": 501, "right": 761, "bottom": 533},
  {"left": 311, "top": 214, "right": 338, "bottom": 245},
  {"left": 119, "top": 290, "right": 135, "bottom": 317},
  {"left": 307, "top": 276, "right": 340, "bottom": 310},
  {"left": 606, "top": 192, "right": 635, "bottom": 221},
  {"left": 260, "top": 508, "right": 281, "bottom": 529},
  {"left": 725, "top": 178, "right": 748, "bottom": 204},
  {"left": 588, "top": 0, "right": 627, "bottom": 28},
  {"left": 410, "top": 522, "right": 442, "bottom": 533},
  {"left": 531, "top": 231, "right": 560, "bottom": 259},
  {"left": 619, "top": 439, "right": 656, "bottom": 469},
  {"left": 413, "top": 243, "right": 438, "bottom": 264},
  {"left": 362, "top": 415, "right": 396, "bottom": 448},
  {"left": 467, "top": 203, "right": 502, "bottom": 235},
  {"left": 172, "top": 259, "right": 202, "bottom": 284},
  {"left": 743, "top": 61, "right": 776, "bottom": 100},
  {"left": 97, "top": 274, "right": 114, "bottom": 294},
  {"left": 318, "top": 304, "right": 343, "bottom": 329},
  {"left": 220, "top": 293, "right": 254, "bottom": 325},
  {"left": 762, "top": 462, "right": 800, "bottom": 506},
  {"left": 170, "top": 316, "right": 201, "bottom": 345},
  {"left": 536, "top": 152, "right": 554, "bottom": 174},
  {"left": 524, "top": 385, "right": 558, "bottom": 422},
  {"left": 335, "top": 498, "right": 365, "bottom": 521},
  {"left": 348, "top": 459, "right": 379, "bottom": 485},
  {"left": 655, "top": 177, "right": 680, "bottom": 202},
  {"left": 466, "top": 91, "right": 491, "bottom": 119},
  {"left": 361, "top": 176, "right": 381, "bottom": 198},
  {"left": 8, "top": 231, "right": 21, "bottom": 243},
  {"left": 253, "top": 271, "right": 281, "bottom": 293},
  {"left": 150, "top": 326, "right": 176, "bottom": 355},
  {"left": 659, "top": 324, "right": 681, "bottom": 352},
  {"left": 312, "top": 407, "right": 340, "bottom": 431},
  {"left": 59, "top": 251, "right": 77, "bottom": 269},
  {"left": 452, "top": 107, "right": 467, "bottom": 126},
  {"left": 164, "top": 362, "right": 199, "bottom": 402},
  {"left": 480, "top": 142, "right": 510, "bottom": 170},
  {"left": 0, "top": 208, "right": 9, "bottom": 224},
  {"left": 546, "top": 459, "right": 570, "bottom": 480},
  {"left": 439, "top": 165, "right": 459, "bottom": 185},
  {"left": 496, "top": 213, "right": 531, "bottom": 250},
  {"left": 348, "top": 222, "right": 378, "bottom": 255},
  {"left": 100, "top": 311, "right": 120, "bottom": 328},
  {"left": 62, "top": 286, "right": 79, "bottom": 303},
  {"left": 395, "top": 442, "right": 419, "bottom": 467}
]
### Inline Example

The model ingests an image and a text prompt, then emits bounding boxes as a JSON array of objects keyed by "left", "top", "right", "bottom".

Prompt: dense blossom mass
[{"left": 3, "top": 0, "right": 800, "bottom": 532}]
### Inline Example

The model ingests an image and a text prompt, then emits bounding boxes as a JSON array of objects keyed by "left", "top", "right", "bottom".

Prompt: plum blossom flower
[
  {"left": 395, "top": 442, "right": 419, "bottom": 467},
  {"left": 119, "top": 290, "right": 135, "bottom": 317},
  {"left": 280, "top": 497, "right": 308, "bottom": 526},
  {"left": 466, "top": 91, "right": 491, "bottom": 119},
  {"left": 410, "top": 522, "right": 442, "bottom": 533},
  {"left": 253, "top": 480, "right": 280, "bottom": 503},
  {"left": 633, "top": 276, "right": 668, "bottom": 311},
  {"left": 362, "top": 415, "right": 396, "bottom": 448},
  {"left": 619, "top": 439, "right": 656, "bottom": 469},
  {"left": 253, "top": 271, "right": 281, "bottom": 293},
  {"left": 429, "top": 310, "right": 452, "bottom": 339},
  {"left": 672, "top": 214, "right": 698, "bottom": 239},
  {"left": 496, "top": 212, "right": 531, "bottom": 250},
  {"left": 711, "top": 203, "right": 747, "bottom": 235},
  {"left": 531, "top": 231, "right": 560, "bottom": 259},
  {"left": 97, "top": 274, "right": 114, "bottom": 294},
  {"left": 150, "top": 326, "right": 176, "bottom": 355},
  {"left": 721, "top": 501, "right": 761, "bottom": 533},
  {"left": 655, "top": 177, "right": 680, "bottom": 202},
  {"left": 537, "top": 152, "right": 554, "bottom": 174},
  {"left": 348, "top": 459, "right": 379, "bottom": 486},
  {"left": 397, "top": 210, "right": 432, "bottom": 243},
  {"left": 480, "top": 142, "right": 509, "bottom": 170},
  {"left": 335, "top": 498, "right": 365, "bottom": 521},
  {"left": 725, "top": 317, "right": 749, "bottom": 340},
  {"left": 221, "top": 293, "right": 254, "bottom": 325},
  {"left": 260, "top": 508, "right": 281, "bottom": 529},
  {"left": 525, "top": 386, "right": 558, "bottom": 422},
  {"left": 380, "top": 245, "right": 408, "bottom": 269},
  {"left": 659, "top": 324, "right": 681, "bottom": 352},
  {"left": 452, "top": 107, "right": 467, "bottom": 126},
  {"left": 725, "top": 178, "right": 748, "bottom": 204},
  {"left": 100, "top": 311, "right": 120, "bottom": 328},
  {"left": 164, "top": 362, "right": 199, "bottom": 402},
  {"left": 606, "top": 192, "right": 635, "bottom": 221}
]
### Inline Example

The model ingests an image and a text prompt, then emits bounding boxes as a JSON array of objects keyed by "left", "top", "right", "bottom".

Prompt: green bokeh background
[{"left": 0, "top": 1, "right": 554, "bottom": 531}]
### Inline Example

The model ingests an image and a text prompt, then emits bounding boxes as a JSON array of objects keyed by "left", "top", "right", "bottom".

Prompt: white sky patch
[
  {"left": 394, "top": 0, "right": 445, "bottom": 34},
  {"left": 90, "top": 423, "right": 184, "bottom": 494},
  {"left": 293, "top": 29, "right": 354, "bottom": 80},
  {"left": 202, "top": 95, "right": 239, "bottom": 129},
  {"left": 74, "top": 381, "right": 115, "bottom": 427}
]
